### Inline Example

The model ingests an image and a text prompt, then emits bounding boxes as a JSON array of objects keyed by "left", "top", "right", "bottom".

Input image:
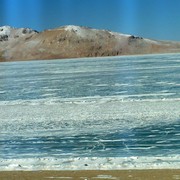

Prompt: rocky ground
[{"left": 0, "top": 25, "right": 180, "bottom": 62}]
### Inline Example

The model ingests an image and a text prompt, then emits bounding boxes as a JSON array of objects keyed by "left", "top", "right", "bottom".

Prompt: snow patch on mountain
[
  {"left": 64, "top": 25, "right": 131, "bottom": 39},
  {"left": 144, "top": 38, "right": 160, "bottom": 44},
  {"left": 64, "top": 25, "right": 94, "bottom": 38},
  {"left": 0, "top": 26, "right": 12, "bottom": 36},
  {"left": 0, "top": 26, "right": 38, "bottom": 41},
  {"left": 64, "top": 25, "right": 82, "bottom": 32},
  {"left": 108, "top": 31, "right": 131, "bottom": 38}
]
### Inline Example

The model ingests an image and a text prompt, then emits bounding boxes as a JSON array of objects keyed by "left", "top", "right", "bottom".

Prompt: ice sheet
[{"left": 0, "top": 54, "right": 180, "bottom": 170}]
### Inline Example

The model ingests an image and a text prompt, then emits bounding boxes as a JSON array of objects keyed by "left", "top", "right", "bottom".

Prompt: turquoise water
[
  {"left": 1, "top": 122, "right": 180, "bottom": 159},
  {"left": 0, "top": 54, "right": 180, "bottom": 170}
]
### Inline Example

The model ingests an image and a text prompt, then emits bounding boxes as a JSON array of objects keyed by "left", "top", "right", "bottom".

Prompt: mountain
[{"left": 0, "top": 25, "right": 180, "bottom": 62}]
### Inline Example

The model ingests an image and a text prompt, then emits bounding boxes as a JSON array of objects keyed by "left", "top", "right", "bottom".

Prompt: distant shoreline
[{"left": 1, "top": 52, "right": 180, "bottom": 63}]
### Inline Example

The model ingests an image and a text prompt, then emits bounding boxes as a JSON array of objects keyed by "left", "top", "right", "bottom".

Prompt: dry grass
[{"left": 0, "top": 169, "right": 180, "bottom": 180}]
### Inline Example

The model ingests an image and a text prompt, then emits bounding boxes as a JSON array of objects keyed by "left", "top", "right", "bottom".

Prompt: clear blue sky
[{"left": 0, "top": 0, "right": 180, "bottom": 41}]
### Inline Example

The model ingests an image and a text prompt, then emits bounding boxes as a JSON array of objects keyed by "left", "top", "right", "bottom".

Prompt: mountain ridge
[{"left": 0, "top": 25, "right": 180, "bottom": 62}]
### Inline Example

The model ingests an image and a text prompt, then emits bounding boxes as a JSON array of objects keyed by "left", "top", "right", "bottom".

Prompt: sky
[{"left": 0, "top": 0, "right": 180, "bottom": 41}]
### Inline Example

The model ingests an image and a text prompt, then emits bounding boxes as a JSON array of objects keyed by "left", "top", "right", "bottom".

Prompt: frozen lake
[{"left": 0, "top": 54, "right": 180, "bottom": 170}]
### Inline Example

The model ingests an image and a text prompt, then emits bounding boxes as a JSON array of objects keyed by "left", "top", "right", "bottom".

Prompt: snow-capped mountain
[{"left": 0, "top": 25, "right": 180, "bottom": 61}]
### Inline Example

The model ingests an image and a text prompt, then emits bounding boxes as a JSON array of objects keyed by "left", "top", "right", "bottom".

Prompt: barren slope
[{"left": 0, "top": 25, "right": 180, "bottom": 62}]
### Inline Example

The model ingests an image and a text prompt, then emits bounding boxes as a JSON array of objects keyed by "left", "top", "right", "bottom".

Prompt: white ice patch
[{"left": 0, "top": 98, "right": 180, "bottom": 136}]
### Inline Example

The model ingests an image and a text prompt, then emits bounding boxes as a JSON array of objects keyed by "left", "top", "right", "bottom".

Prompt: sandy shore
[{"left": 0, "top": 170, "right": 180, "bottom": 180}]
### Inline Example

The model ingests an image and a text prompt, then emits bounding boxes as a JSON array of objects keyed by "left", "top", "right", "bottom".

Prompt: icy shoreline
[{"left": 1, "top": 155, "right": 180, "bottom": 171}]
